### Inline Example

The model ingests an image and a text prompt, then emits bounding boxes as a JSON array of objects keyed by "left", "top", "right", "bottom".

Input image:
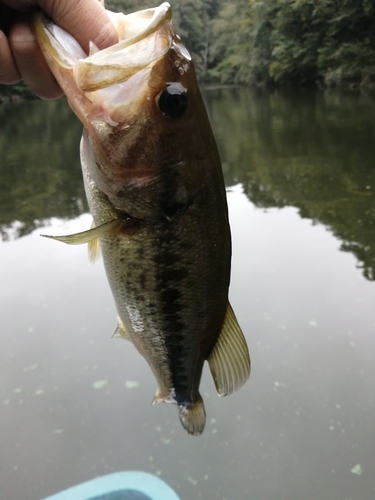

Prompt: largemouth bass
[{"left": 34, "top": 2, "right": 250, "bottom": 435}]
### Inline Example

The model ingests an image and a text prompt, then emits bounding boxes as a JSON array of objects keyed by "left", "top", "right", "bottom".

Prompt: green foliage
[
  {"left": 106, "top": 0, "right": 375, "bottom": 86},
  {"left": 107, "top": 0, "right": 221, "bottom": 80},
  {"left": 3, "top": 0, "right": 375, "bottom": 102},
  {"left": 209, "top": 0, "right": 375, "bottom": 87}
]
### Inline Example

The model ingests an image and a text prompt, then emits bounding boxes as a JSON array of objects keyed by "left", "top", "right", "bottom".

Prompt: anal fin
[{"left": 208, "top": 302, "right": 250, "bottom": 397}]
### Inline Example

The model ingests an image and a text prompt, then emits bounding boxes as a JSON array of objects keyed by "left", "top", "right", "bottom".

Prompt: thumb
[{"left": 40, "top": 0, "right": 118, "bottom": 52}]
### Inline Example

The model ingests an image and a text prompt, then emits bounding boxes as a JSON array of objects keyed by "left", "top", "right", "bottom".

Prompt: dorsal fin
[{"left": 208, "top": 303, "right": 250, "bottom": 397}]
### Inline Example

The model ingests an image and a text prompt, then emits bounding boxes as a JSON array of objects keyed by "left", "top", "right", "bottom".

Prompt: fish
[{"left": 33, "top": 2, "right": 250, "bottom": 435}]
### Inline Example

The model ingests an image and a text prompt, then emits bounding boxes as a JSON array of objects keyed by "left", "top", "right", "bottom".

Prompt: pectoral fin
[
  {"left": 41, "top": 218, "right": 126, "bottom": 245},
  {"left": 208, "top": 303, "right": 250, "bottom": 397}
]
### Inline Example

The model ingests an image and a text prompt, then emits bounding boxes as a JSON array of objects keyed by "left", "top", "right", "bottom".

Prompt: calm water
[{"left": 1, "top": 88, "right": 375, "bottom": 500}]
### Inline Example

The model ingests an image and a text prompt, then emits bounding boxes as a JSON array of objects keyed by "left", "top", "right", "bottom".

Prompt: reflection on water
[
  {"left": 0, "top": 99, "right": 87, "bottom": 240},
  {"left": 1, "top": 90, "right": 375, "bottom": 500},
  {"left": 205, "top": 88, "right": 375, "bottom": 281},
  {"left": 2, "top": 90, "right": 375, "bottom": 280}
]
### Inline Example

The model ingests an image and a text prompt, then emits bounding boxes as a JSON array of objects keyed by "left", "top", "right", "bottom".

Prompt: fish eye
[{"left": 157, "top": 83, "right": 188, "bottom": 119}]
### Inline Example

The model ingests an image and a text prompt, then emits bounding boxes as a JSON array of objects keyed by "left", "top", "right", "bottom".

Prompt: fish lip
[
  {"left": 33, "top": 11, "right": 86, "bottom": 69},
  {"left": 87, "top": 2, "right": 172, "bottom": 61},
  {"left": 34, "top": 2, "right": 173, "bottom": 92}
]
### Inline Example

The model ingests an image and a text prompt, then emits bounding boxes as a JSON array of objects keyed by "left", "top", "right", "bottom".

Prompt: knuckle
[
  {"left": 9, "top": 22, "right": 37, "bottom": 57},
  {"left": 0, "top": 34, "right": 21, "bottom": 84}
]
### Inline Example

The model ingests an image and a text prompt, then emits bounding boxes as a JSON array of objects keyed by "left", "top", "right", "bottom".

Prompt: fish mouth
[
  {"left": 33, "top": 2, "right": 187, "bottom": 130},
  {"left": 34, "top": 2, "right": 173, "bottom": 93}
]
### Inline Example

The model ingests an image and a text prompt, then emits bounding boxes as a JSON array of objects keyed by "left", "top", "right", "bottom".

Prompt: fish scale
[{"left": 97, "top": 188, "right": 227, "bottom": 407}]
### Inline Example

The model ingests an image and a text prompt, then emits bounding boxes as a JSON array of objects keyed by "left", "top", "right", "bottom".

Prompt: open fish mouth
[
  {"left": 34, "top": 2, "right": 174, "bottom": 92},
  {"left": 33, "top": 2, "right": 192, "bottom": 128}
]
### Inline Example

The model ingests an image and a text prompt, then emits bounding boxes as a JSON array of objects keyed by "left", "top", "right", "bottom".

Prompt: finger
[
  {"left": 0, "top": 1, "right": 33, "bottom": 11},
  {"left": 41, "top": 0, "right": 118, "bottom": 53},
  {"left": 9, "top": 21, "right": 63, "bottom": 99},
  {"left": 0, "top": 4, "right": 23, "bottom": 36},
  {"left": 0, "top": 29, "right": 21, "bottom": 84}
]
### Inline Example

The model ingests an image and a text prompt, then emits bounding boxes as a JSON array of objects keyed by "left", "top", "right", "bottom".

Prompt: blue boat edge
[{"left": 41, "top": 471, "right": 181, "bottom": 500}]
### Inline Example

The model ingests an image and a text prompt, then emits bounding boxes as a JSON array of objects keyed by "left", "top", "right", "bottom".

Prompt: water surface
[{"left": 1, "top": 89, "right": 375, "bottom": 500}]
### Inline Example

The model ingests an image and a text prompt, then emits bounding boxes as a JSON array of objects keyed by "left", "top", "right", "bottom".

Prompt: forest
[
  {"left": 108, "top": 0, "right": 375, "bottom": 88},
  {"left": 1, "top": 0, "right": 375, "bottom": 101}
]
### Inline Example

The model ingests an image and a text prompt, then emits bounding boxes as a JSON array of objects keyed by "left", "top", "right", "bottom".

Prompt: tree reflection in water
[{"left": 1, "top": 89, "right": 375, "bottom": 279}]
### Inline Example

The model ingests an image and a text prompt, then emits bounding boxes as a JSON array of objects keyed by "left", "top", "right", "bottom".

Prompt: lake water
[{"left": 1, "top": 88, "right": 375, "bottom": 500}]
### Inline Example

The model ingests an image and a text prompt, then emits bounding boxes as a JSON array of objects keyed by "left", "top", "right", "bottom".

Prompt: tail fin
[{"left": 179, "top": 394, "right": 206, "bottom": 436}]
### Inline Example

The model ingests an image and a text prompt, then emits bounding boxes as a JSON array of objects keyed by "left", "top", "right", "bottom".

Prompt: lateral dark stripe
[{"left": 154, "top": 223, "right": 190, "bottom": 405}]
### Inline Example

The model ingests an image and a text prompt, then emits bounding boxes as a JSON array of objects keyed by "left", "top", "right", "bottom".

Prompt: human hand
[{"left": 0, "top": 0, "right": 118, "bottom": 99}]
